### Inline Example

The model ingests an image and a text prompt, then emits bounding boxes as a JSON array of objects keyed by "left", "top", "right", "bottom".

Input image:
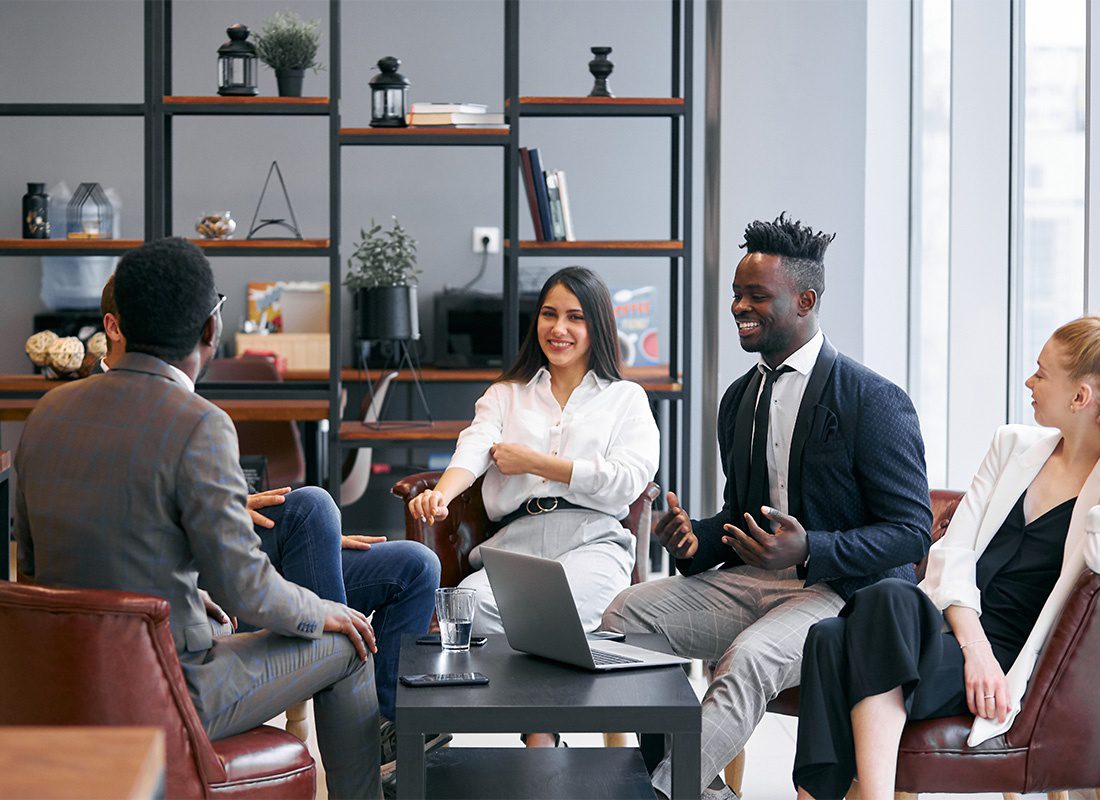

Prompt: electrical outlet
[{"left": 472, "top": 226, "right": 500, "bottom": 254}]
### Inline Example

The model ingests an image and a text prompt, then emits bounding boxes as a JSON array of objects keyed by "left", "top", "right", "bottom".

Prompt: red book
[{"left": 518, "top": 147, "right": 546, "bottom": 241}]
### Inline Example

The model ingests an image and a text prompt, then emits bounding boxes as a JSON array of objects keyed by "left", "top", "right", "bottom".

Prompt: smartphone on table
[
  {"left": 416, "top": 633, "right": 488, "bottom": 647},
  {"left": 400, "top": 672, "right": 490, "bottom": 687}
]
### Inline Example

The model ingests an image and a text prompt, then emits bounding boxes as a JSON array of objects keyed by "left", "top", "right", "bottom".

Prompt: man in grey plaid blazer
[
  {"left": 603, "top": 216, "right": 932, "bottom": 800},
  {"left": 14, "top": 238, "right": 381, "bottom": 799}
]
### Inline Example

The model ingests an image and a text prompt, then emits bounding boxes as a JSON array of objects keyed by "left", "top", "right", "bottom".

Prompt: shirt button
[{"left": 551, "top": 450, "right": 557, "bottom": 455}]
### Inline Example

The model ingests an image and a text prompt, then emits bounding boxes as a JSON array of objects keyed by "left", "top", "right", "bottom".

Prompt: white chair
[{"left": 340, "top": 371, "right": 399, "bottom": 507}]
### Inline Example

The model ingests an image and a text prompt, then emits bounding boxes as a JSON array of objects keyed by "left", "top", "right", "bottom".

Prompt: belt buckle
[{"left": 525, "top": 497, "right": 559, "bottom": 515}]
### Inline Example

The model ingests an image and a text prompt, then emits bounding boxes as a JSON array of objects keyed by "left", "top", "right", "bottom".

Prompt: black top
[{"left": 976, "top": 491, "right": 1074, "bottom": 670}]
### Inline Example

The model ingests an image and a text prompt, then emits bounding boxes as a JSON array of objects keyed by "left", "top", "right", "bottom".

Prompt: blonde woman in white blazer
[{"left": 792, "top": 316, "right": 1100, "bottom": 800}]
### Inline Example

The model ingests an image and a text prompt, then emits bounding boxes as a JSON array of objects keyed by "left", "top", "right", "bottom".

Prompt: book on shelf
[
  {"left": 545, "top": 172, "right": 566, "bottom": 241},
  {"left": 526, "top": 148, "right": 555, "bottom": 242},
  {"left": 518, "top": 147, "right": 546, "bottom": 241},
  {"left": 554, "top": 169, "right": 576, "bottom": 241},
  {"left": 408, "top": 112, "right": 505, "bottom": 126},
  {"left": 409, "top": 102, "right": 489, "bottom": 114}
]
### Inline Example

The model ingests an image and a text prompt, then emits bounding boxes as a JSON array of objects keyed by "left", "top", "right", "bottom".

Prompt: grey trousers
[
  {"left": 460, "top": 509, "right": 634, "bottom": 634},
  {"left": 602, "top": 565, "right": 844, "bottom": 797},
  {"left": 182, "top": 629, "right": 381, "bottom": 800}
]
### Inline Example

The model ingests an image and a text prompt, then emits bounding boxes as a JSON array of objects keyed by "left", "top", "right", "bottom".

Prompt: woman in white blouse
[
  {"left": 791, "top": 316, "right": 1100, "bottom": 800},
  {"left": 408, "top": 267, "right": 660, "bottom": 740}
]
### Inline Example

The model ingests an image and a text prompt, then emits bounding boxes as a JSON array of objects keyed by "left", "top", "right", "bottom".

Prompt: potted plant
[
  {"left": 345, "top": 217, "right": 421, "bottom": 341},
  {"left": 255, "top": 11, "right": 323, "bottom": 97}
]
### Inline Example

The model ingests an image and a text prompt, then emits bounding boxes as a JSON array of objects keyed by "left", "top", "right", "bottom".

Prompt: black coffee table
[{"left": 395, "top": 633, "right": 701, "bottom": 799}]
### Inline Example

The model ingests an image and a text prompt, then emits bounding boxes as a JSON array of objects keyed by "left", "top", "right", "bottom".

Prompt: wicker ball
[
  {"left": 86, "top": 331, "right": 108, "bottom": 359},
  {"left": 25, "top": 330, "right": 59, "bottom": 366},
  {"left": 48, "top": 336, "right": 85, "bottom": 374}
]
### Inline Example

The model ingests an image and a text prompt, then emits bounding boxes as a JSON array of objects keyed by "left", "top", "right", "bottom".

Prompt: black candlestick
[{"left": 588, "top": 46, "right": 614, "bottom": 98}]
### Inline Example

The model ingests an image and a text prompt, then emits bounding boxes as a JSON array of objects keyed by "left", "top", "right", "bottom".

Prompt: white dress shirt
[
  {"left": 448, "top": 368, "right": 660, "bottom": 521},
  {"left": 753, "top": 329, "right": 824, "bottom": 518}
]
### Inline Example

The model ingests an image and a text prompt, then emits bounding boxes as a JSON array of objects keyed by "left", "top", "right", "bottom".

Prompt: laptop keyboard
[{"left": 591, "top": 648, "right": 642, "bottom": 666}]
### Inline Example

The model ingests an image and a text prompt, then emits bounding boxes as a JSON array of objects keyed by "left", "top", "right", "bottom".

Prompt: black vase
[
  {"left": 22, "top": 182, "right": 50, "bottom": 239},
  {"left": 356, "top": 285, "right": 420, "bottom": 341},
  {"left": 275, "top": 69, "right": 305, "bottom": 97}
]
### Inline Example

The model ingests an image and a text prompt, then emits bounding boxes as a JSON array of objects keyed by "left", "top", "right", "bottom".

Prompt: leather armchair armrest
[
  {"left": 1007, "top": 569, "right": 1100, "bottom": 791},
  {"left": 391, "top": 471, "right": 490, "bottom": 588}
]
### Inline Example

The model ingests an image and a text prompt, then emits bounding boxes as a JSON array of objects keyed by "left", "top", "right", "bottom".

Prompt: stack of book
[
  {"left": 407, "top": 103, "right": 507, "bottom": 128},
  {"left": 519, "top": 147, "right": 575, "bottom": 242}
]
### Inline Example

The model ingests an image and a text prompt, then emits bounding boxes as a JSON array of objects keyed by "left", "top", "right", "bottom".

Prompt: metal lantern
[
  {"left": 67, "top": 182, "right": 114, "bottom": 239},
  {"left": 217, "top": 24, "right": 258, "bottom": 97},
  {"left": 369, "top": 56, "right": 410, "bottom": 127}
]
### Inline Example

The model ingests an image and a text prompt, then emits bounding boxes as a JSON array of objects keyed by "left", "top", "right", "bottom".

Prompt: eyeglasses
[{"left": 209, "top": 293, "right": 227, "bottom": 318}]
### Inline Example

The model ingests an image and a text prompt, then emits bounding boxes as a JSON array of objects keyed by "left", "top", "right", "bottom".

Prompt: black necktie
[{"left": 744, "top": 364, "right": 793, "bottom": 530}]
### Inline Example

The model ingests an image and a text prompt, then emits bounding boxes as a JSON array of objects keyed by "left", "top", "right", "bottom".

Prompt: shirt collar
[
  {"left": 99, "top": 358, "right": 109, "bottom": 372},
  {"left": 757, "top": 329, "right": 824, "bottom": 377},
  {"left": 525, "top": 367, "right": 611, "bottom": 390},
  {"left": 166, "top": 362, "right": 196, "bottom": 392}
]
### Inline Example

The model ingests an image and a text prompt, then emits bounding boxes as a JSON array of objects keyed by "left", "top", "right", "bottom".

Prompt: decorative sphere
[
  {"left": 48, "top": 336, "right": 85, "bottom": 374},
  {"left": 25, "top": 330, "right": 59, "bottom": 366},
  {"left": 86, "top": 332, "right": 108, "bottom": 359}
]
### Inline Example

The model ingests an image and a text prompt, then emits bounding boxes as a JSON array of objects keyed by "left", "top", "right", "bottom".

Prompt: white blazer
[{"left": 918, "top": 424, "right": 1100, "bottom": 746}]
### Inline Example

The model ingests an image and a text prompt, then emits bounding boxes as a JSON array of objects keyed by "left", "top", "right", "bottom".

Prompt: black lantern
[
  {"left": 218, "top": 24, "right": 258, "bottom": 97},
  {"left": 369, "top": 56, "right": 410, "bottom": 127}
]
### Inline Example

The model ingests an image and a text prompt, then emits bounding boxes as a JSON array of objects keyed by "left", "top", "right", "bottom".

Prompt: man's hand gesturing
[
  {"left": 721, "top": 506, "right": 809, "bottom": 570},
  {"left": 655, "top": 491, "right": 698, "bottom": 559}
]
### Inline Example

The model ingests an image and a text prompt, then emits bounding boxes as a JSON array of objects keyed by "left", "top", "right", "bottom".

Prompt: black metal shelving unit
[{"left": 1, "top": 0, "right": 693, "bottom": 510}]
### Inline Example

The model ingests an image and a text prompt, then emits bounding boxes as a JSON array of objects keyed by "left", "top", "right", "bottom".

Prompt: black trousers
[{"left": 792, "top": 579, "right": 970, "bottom": 799}]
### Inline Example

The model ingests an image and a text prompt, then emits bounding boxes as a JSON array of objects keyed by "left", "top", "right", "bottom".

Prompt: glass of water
[{"left": 435, "top": 588, "right": 477, "bottom": 651}]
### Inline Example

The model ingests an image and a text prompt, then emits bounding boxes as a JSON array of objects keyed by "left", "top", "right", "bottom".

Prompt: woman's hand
[
  {"left": 408, "top": 490, "right": 449, "bottom": 525},
  {"left": 490, "top": 442, "right": 542, "bottom": 476},
  {"left": 246, "top": 487, "right": 292, "bottom": 528},
  {"left": 342, "top": 535, "right": 387, "bottom": 550},
  {"left": 962, "top": 641, "right": 1011, "bottom": 723}
]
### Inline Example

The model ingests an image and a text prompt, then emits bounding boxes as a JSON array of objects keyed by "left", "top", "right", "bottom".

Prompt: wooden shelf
[
  {"left": 0, "top": 450, "right": 10, "bottom": 473},
  {"left": 513, "top": 240, "right": 684, "bottom": 258},
  {"left": 0, "top": 239, "right": 142, "bottom": 256},
  {"left": 191, "top": 238, "right": 330, "bottom": 254},
  {"left": 339, "top": 127, "right": 510, "bottom": 147},
  {"left": 163, "top": 96, "right": 331, "bottom": 115},
  {"left": 283, "top": 365, "right": 681, "bottom": 394},
  {"left": 516, "top": 97, "right": 684, "bottom": 117},
  {"left": 340, "top": 419, "right": 468, "bottom": 446},
  {"left": 0, "top": 395, "right": 327, "bottom": 423}
]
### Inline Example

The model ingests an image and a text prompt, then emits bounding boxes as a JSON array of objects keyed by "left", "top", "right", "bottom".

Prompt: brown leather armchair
[
  {"left": 0, "top": 583, "right": 315, "bottom": 799},
  {"left": 391, "top": 470, "right": 661, "bottom": 589},
  {"left": 725, "top": 489, "right": 1100, "bottom": 799}
]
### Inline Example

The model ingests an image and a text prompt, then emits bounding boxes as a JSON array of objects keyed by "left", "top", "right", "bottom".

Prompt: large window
[
  {"left": 910, "top": 0, "right": 951, "bottom": 487},
  {"left": 1012, "top": 0, "right": 1086, "bottom": 420}
]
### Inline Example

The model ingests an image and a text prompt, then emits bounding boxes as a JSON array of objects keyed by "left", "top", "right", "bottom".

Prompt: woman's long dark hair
[{"left": 498, "top": 266, "right": 623, "bottom": 384}]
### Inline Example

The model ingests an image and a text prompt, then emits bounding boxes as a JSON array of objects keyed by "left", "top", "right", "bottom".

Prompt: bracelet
[{"left": 959, "top": 639, "right": 990, "bottom": 650}]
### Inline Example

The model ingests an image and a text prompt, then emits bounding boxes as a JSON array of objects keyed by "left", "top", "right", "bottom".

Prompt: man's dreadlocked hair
[{"left": 740, "top": 212, "right": 836, "bottom": 298}]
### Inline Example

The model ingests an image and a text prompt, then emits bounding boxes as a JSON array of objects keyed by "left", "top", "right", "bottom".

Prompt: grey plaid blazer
[{"left": 14, "top": 353, "right": 326, "bottom": 667}]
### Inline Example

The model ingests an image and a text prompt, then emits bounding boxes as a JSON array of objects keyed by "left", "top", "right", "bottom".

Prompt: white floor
[{"left": 276, "top": 660, "right": 1079, "bottom": 800}]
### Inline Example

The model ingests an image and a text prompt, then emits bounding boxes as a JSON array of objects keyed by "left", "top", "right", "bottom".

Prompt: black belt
[{"left": 494, "top": 497, "right": 596, "bottom": 531}]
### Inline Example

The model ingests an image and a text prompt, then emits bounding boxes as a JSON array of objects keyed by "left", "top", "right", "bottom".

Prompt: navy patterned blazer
[
  {"left": 14, "top": 353, "right": 327, "bottom": 676},
  {"left": 681, "top": 337, "right": 933, "bottom": 601}
]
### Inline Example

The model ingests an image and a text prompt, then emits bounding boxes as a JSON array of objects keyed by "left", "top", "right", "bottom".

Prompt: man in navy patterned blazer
[
  {"left": 14, "top": 238, "right": 381, "bottom": 799},
  {"left": 603, "top": 214, "right": 932, "bottom": 800}
]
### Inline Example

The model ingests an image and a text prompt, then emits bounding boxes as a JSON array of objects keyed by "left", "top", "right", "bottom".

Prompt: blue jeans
[{"left": 251, "top": 486, "right": 440, "bottom": 720}]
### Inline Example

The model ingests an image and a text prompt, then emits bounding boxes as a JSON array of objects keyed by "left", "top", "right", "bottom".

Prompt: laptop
[{"left": 481, "top": 548, "right": 690, "bottom": 672}]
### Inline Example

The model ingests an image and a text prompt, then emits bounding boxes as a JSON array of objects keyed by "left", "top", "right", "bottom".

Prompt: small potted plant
[
  {"left": 255, "top": 11, "right": 323, "bottom": 97},
  {"left": 346, "top": 217, "right": 421, "bottom": 341}
]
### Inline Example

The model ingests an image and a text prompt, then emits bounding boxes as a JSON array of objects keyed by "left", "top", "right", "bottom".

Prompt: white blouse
[{"left": 447, "top": 368, "right": 661, "bottom": 521}]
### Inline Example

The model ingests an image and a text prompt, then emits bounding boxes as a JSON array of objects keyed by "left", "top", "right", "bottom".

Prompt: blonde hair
[{"left": 1051, "top": 315, "right": 1100, "bottom": 383}]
